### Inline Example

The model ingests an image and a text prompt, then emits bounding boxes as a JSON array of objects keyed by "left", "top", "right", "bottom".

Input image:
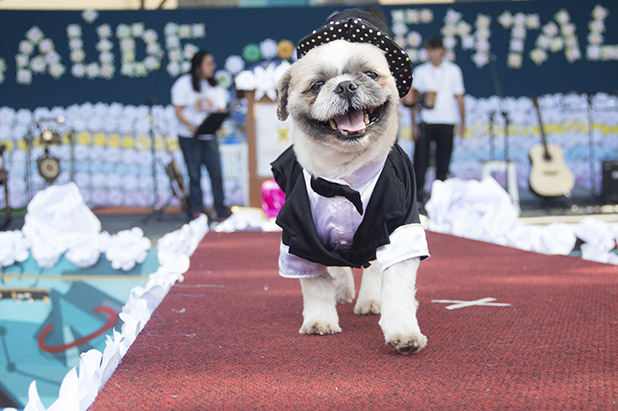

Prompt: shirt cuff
[
  {"left": 278, "top": 242, "right": 326, "bottom": 278},
  {"left": 376, "top": 223, "right": 429, "bottom": 271}
]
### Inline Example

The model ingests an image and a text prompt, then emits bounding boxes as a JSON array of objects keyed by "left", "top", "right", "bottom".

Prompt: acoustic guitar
[
  {"left": 147, "top": 114, "right": 191, "bottom": 215},
  {"left": 528, "top": 96, "right": 574, "bottom": 197}
]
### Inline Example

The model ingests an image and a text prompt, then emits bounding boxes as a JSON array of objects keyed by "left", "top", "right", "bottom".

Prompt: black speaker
[{"left": 602, "top": 160, "right": 618, "bottom": 204}]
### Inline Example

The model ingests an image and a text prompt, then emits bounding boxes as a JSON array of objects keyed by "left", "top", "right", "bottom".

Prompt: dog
[{"left": 272, "top": 9, "right": 429, "bottom": 355}]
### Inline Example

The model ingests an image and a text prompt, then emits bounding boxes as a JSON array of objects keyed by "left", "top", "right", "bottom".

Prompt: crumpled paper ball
[
  {"left": 65, "top": 231, "right": 111, "bottom": 268},
  {"left": 539, "top": 223, "right": 577, "bottom": 255},
  {"left": 574, "top": 217, "right": 618, "bottom": 263},
  {"left": 24, "top": 182, "right": 101, "bottom": 234},
  {"left": 22, "top": 182, "right": 102, "bottom": 269},
  {"left": 0, "top": 230, "right": 30, "bottom": 267},
  {"left": 157, "top": 214, "right": 208, "bottom": 259},
  {"left": 105, "top": 227, "right": 151, "bottom": 271}
]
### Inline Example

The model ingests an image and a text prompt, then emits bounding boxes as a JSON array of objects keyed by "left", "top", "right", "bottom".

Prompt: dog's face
[{"left": 278, "top": 40, "right": 400, "bottom": 161}]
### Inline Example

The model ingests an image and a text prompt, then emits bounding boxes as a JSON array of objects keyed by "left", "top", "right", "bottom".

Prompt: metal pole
[{"left": 586, "top": 93, "right": 596, "bottom": 199}]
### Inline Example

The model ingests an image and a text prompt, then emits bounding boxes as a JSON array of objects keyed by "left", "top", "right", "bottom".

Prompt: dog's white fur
[{"left": 278, "top": 40, "right": 426, "bottom": 354}]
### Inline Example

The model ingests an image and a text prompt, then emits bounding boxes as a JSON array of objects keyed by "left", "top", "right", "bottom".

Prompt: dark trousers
[
  {"left": 413, "top": 123, "right": 455, "bottom": 203},
  {"left": 178, "top": 136, "right": 226, "bottom": 215}
]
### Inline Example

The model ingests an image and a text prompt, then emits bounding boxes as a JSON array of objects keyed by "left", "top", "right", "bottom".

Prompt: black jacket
[{"left": 271, "top": 143, "right": 422, "bottom": 268}]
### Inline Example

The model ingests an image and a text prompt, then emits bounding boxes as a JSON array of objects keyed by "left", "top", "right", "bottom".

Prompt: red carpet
[{"left": 91, "top": 231, "right": 618, "bottom": 409}]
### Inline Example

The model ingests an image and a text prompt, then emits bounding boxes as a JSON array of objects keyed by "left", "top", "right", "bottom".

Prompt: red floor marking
[{"left": 38, "top": 306, "right": 117, "bottom": 354}]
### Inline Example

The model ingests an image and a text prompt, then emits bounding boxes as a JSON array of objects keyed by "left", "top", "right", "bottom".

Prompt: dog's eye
[
  {"left": 364, "top": 71, "right": 379, "bottom": 80},
  {"left": 309, "top": 80, "right": 325, "bottom": 93}
]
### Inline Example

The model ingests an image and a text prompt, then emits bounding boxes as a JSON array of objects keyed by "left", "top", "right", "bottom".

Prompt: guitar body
[
  {"left": 528, "top": 96, "right": 575, "bottom": 198},
  {"left": 529, "top": 143, "right": 574, "bottom": 197}
]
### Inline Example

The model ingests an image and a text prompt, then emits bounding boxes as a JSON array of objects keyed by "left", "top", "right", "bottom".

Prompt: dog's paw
[
  {"left": 353, "top": 298, "right": 381, "bottom": 315},
  {"left": 299, "top": 319, "right": 342, "bottom": 335},
  {"left": 379, "top": 308, "right": 426, "bottom": 354},
  {"left": 385, "top": 331, "right": 427, "bottom": 355},
  {"left": 336, "top": 286, "right": 355, "bottom": 304}
]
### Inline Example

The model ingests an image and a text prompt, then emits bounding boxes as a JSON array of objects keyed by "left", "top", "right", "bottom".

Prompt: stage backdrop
[{"left": 0, "top": 1, "right": 617, "bottom": 209}]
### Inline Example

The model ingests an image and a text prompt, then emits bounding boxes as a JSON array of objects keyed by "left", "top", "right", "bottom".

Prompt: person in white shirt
[
  {"left": 403, "top": 36, "right": 466, "bottom": 206},
  {"left": 171, "top": 50, "right": 231, "bottom": 221}
]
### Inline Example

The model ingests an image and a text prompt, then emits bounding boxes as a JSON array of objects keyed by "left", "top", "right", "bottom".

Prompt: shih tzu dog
[{"left": 272, "top": 9, "right": 429, "bottom": 354}]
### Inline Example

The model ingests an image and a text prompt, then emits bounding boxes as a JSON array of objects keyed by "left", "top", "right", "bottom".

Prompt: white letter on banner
[
  {"left": 117, "top": 23, "right": 164, "bottom": 78},
  {"left": 440, "top": 9, "right": 493, "bottom": 68},
  {"left": 529, "top": 9, "right": 582, "bottom": 65},
  {"left": 498, "top": 11, "right": 541, "bottom": 69},
  {"left": 586, "top": 4, "right": 618, "bottom": 61},
  {"left": 390, "top": 8, "right": 434, "bottom": 64},
  {"left": 15, "top": 26, "right": 66, "bottom": 85},
  {"left": 67, "top": 23, "right": 116, "bottom": 79},
  {"left": 164, "top": 23, "right": 207, "bottom": 77}
]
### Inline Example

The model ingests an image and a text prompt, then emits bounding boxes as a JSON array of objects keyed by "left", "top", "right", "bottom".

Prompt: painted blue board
[{"left": 0, "top": 250, "right": 157, "bottom": 408}]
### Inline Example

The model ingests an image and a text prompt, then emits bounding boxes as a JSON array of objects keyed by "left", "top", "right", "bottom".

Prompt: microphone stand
[
  {"left": 488, "top": 55, "right": 511, "bottom": 165},
  {"left": 502, "top": 109, "right": 511, "bottom": 164},
  {"left": 483, "top": 55, "right": 519, "bottom": 211},
  {"left": 142, "top": 63, "right": 178, "bottom": 224},
  {"left": 488, "top": 110, "right": 495, "bottom": 161},
  {"left": 143, "top": 96, "right": 163, "bottom": 224},
  {"left": 585, "top": 92, "right": 596, "bottom": 200}
]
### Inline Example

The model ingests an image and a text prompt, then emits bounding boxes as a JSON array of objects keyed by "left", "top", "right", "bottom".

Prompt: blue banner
[{"left": 0, "top": 0, "right": 617, "bottom": 109}]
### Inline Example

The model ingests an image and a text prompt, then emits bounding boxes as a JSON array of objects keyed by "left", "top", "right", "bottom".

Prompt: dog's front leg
[
  {"left": 328, "top": 266, "right": 355, "bottom": 304},
  {"left": 354, "top": 261, "right": 382, "bottom": 315},
  {"left": 299, "top": 272, "right": 341, "bottom": 335},
  {"left": 378, "top": 257, "right": 427, "bottom": 354}
]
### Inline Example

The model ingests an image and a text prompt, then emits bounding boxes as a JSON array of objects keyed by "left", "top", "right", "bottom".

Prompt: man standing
[{"left": 404, "top": 36, "right": 466, "bottom": 207}]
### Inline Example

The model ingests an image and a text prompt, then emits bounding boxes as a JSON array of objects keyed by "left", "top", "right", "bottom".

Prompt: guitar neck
[{"left": 531, "top": 97, "right": 550, "bottom": 157}]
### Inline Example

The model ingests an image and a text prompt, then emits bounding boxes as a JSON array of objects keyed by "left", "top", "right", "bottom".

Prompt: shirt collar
[{"left": 303, "top": 154, "right": 388, "bottom": 191}]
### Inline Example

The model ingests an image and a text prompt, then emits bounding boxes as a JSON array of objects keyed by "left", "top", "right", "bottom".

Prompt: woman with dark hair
[{"left": 171, "top": 50, "right": 232, "bottom": 221}]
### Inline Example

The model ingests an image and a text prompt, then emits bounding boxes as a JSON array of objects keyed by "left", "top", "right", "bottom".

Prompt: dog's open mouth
[{"left": 315, "top": 103, "right": 386, "bottom": 141}]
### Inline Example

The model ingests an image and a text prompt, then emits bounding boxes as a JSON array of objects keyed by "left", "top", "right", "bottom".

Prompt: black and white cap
[{"left": 297, "top": 9, "right": 413, "bottom": 98}]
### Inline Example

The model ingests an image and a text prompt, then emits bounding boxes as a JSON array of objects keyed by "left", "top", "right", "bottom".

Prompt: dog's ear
[{"left": 277, "top": 69, "right": 291, "bottom": 121}]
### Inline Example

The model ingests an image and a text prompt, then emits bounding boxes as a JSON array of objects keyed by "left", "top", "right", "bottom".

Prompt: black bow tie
[{"left": 310, "top": 176, "right": 364, "bottom": 215}]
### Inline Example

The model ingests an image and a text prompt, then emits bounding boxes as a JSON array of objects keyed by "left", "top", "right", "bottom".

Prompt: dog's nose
[{"left": 335, "top": 81, "right": 358, "bottom": 99}]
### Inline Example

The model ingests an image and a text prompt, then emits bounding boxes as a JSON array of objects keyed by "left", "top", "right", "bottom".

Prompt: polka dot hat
[{"left": 296, "top": 8, "right": 413, "bottom": 98}]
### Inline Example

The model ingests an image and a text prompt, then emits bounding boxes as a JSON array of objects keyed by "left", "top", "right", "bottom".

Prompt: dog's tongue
[{"left": 334, "top": 110, "right": 365, "bottom": 134}]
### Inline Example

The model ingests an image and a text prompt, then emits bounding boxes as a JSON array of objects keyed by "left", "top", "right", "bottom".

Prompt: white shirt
[
  {"left": 413, "top": 60, "right": 465, "bottom": 125},
  {"left": 170, "top": 74, "right": 229, "bottom": 138},
  {"left": 278, "top": 155, "right": 429, "bottom": 278}
]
